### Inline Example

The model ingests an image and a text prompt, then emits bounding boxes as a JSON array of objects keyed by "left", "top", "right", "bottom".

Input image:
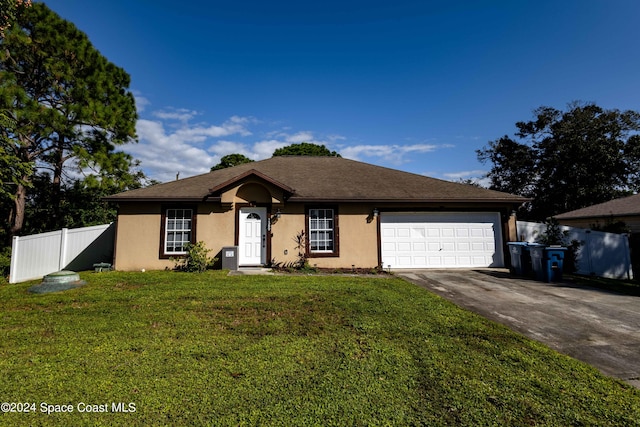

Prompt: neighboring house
[
  {"left": 104, "top": 156, "right": 527, "bottom": 271},
  {"left": 554, "top": 193, "right": 640, "bottom": 233}
]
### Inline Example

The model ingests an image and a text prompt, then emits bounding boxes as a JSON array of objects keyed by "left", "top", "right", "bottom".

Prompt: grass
[{"left": 1, "top": 271, "right": 639, "bottom": 426}]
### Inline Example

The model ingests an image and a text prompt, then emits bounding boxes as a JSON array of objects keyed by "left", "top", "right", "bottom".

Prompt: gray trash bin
[
  {"left": 221, "top": 246, "right": 238, "bottom": 270},
  {"left": 528, "top": 243, "right": 548, "bottom": 282},
  {"left": 507, "top": 242, "right": 531, "bottom": 276}
]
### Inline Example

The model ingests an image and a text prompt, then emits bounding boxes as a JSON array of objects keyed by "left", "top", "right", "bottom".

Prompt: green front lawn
[{"left": 1, "top": 271, "right": 639, "bottom": 426}]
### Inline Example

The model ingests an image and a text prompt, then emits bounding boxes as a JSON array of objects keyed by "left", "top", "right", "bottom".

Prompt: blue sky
[{"left": 43, "top": 0, "right": 640, "bottom": 184}]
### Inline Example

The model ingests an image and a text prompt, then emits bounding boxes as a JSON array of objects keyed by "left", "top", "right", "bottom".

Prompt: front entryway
[{"left": 238, "top": 207, "right": 267, "bottom": 266}]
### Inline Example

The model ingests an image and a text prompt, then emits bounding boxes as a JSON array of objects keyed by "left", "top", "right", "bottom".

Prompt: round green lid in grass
[{"left": 42, "top": 270, "right": 81, "bottom": 284}]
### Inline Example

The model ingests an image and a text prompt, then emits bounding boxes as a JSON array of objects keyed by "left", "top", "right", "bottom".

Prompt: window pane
[
  {"left": 165, "top": 208, "right": 193, "bottom": 253},
  {"left": 308, "top": 209, "right": 335, "bottom": 253}
]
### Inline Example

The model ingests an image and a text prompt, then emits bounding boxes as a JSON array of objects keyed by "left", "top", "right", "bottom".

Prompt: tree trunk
[
  {"left": 51, "top": 137, "right": 65, "bottom": 229},
  {"left": 9, "top": 182, "right": 27, "bottom": 241}
]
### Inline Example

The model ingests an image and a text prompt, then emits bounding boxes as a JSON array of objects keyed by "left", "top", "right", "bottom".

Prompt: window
[
  {"left": 163, "top": 208, "right": 194, "bottom": 255},
  {"left": 307, "top": 207, "right": 338, "bottom": 256}
]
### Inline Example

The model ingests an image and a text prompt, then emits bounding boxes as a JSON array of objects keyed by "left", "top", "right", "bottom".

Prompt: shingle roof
[
  {"left": 555, "top": 193, "right": 640, "bottom": 220},
  {"left": 105, "top": 156, "right": 528, "bottom": 204}
]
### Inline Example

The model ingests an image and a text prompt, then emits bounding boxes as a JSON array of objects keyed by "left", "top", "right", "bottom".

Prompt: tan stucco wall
[
  {"left": 114, "top": 201, "right": 380, "bottom": 271},
  {"left": 269, "top": 204, "right": 380, "bottom": 269},
  {"left": 113, "top": 203, "right": 237, "bottom": 271},
  {"left": 113, "top": 203, "right": 166, "bottom": 271}
]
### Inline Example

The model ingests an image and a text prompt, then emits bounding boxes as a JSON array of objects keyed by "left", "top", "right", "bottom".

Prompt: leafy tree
[
  {"left": 455, "top": 178, "right": 484, "bottom": 188},
  {"left": 211, "top": 153, "right": 254, "bottom": 171},
  {"left": 0, "top": 0, "right": 30, "bottom": 35},
  {"left": 0, "top": 2, "right": 137, "bottom": 238},
  {"left": 272, "top": 142, "right": 341, "bottom": 157},
  {"left": 0, "top": 112, "right": 32, "bottom": 200},
  {"left": 21, "top": 157, "right": 154, "bottom": 235},
  {"left": 478, "top": 102, "right": 640, "bottom": 220}
]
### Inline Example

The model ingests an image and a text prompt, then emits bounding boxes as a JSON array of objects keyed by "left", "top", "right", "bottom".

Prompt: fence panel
[
  {"left": 516, "top": 221, "right": 633, "bottom": 280},
  {"left": 9, "top": 223, "right": 115, "bottom": 284}
]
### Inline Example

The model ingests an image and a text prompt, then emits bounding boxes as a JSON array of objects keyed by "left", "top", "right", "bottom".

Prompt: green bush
[
  {"left": 172, "top": 241, "right": 217, "bottom": 272},
  {"left": 0, "top": 246, "right": 11, "bottom": 282},
  {"left": 537, "top": 218, "right": 582, "bottom": 272}
]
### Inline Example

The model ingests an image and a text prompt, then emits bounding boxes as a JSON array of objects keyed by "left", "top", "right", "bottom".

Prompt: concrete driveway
[{"left": 397, "top": 269, "right": 640, "bottom": 389}]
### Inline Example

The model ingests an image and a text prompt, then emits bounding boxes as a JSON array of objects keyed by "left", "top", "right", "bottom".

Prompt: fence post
[
  {"left": 584, "top": 230, "right": 593, "bottom": 276},
  {"left": 9, "top": 235, "right": 19, "bottom": 284},
  {"left": 59, "top": 228, "right": 68, "bottom": 271},
  {"left": 624, "top": 234, "right": 633, "bottom": 280}
]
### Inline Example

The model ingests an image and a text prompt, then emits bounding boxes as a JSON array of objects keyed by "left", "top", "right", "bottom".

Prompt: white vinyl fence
[
  {"left": 517, "top": 221, "right": 633, "bottom": 280},
  {"left": 9, "top": 223, "right": 115, "bottom": 284}
]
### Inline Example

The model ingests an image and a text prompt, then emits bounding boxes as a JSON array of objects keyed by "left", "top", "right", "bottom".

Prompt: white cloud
[
  {"left": 250, "top": 139, "right": 289, "bottom": 159},
  {"left": 340, "top": 143, "right": 441, "bottom": 164},
  {"left": 133, "top": 92, "right": 150, "bottom": 113},
  {"left": 208, "top": 140, "right": 249, "bottom": 157},
  {"left": 130, "top": 115, "right": 343, "bottom": 182},
  {"left": 285, "top": 131, "right": 314, "bottom": 144},
  {"left": 129, "top": 116, "right": 256, "bottom": 182},
  {"left": 152, "top": 108, "right": 199, "bottom": 123},
  {"left": 441, "top": 169, "right": 490, "bottom": 187},
  {"left": 442, "top": 169, "right": 487, "bottom": 180}
]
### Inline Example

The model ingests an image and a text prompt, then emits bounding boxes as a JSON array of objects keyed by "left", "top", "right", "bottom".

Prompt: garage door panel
[
  {"left": 457, "top": 242, "right": 470, "bottom": 251},
  {"left": 414, "top": 256, "right": 427, "bottom": 265},
  {"left": 398, "top": 256, "right": 412, "bottom": 265},
  {"left": 442, "top": 242, "right": 455, "bottom": 251},
  {"left": 382, "top": 228, "right": 396, "bottom": 238},
  {"left": 397, "top": 228, "right": 410, "bottom": 238},
  {"left": 470, "top": 228, "right": 484, "bottom": 237},
  {"left": 398, "top": 242, "right": 411, "bottom": 251},
  {"left": 456, "top": 228, "right": 469, "bottom": 237},
  {"left": 442, "top": 228, "right": 455, "bottom": 237},
  {"left": 380, "top": 212, "right": 503, "bottom": 269},
  {"left": 382, "top": 242, "right": 396, "bottom": 251},
  {"left": 411, "top": 228, "right": 426, "bottom": 238},
  {"left": 470, "top": 242, "right": 485, "bottom": 251}
]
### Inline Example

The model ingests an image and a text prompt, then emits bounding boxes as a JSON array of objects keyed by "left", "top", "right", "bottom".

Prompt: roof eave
[
  {"left": 102, "top": 196, "right": 214, "bottom": 203},
  {"left": 556, "top": 212, "right": 640, "bottom": 220},
  {"left": 208, "top": 169, "right": 295, "bottom": 195},
  {"left": 287, "top": 197, "right": 529, "bottom": 204}
]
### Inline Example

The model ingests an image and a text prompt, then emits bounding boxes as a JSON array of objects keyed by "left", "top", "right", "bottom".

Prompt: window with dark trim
[
  {"left": 160, "top": 207, "right": 196, "bottom": 257},
  {"left": 306, "top": 207, "right": 339, "bottom": 257}
]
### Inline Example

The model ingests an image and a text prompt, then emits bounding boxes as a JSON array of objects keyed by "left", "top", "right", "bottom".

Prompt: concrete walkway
[{"left": 397, "top": 269, "right": 640, "bottom": 389}]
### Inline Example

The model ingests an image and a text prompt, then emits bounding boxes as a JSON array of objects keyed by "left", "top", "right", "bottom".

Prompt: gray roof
[
  {"left": 105, "top": 156, "right": 528, "bottom": 204},
  {"left": 555, "top": 193, "right": 640, "bottom": 220}
]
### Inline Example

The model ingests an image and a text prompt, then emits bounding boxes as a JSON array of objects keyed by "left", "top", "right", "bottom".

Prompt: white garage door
[{"left": 380, "top": 212, "right": 503, "bottom": 268}]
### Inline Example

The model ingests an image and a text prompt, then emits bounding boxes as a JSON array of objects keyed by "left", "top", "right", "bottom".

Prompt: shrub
[
  {"left": 0, "top": 246, "right": 11, "bottom": 283},
  {"left": 172, "top": 241, "right": 217, "bottom": 272},
  {"left": 537, "top": 218, "right": 582, "bottom": 272}
]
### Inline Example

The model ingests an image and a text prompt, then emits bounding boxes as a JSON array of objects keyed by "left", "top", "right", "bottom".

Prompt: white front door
[{"left": 238, "top": 207, "right": 267, "bottom": 266}]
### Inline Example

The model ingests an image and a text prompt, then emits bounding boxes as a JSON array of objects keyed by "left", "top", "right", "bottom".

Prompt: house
[
  {"left": 554, "top": 193, "right": 640, "bottom": 233},
  {"left": 104, "top": 156, "right": 527, "bottom": 271}
]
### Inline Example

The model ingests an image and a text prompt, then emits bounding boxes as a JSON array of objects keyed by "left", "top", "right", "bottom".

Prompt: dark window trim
[
  {"left": 305, "top": 205, "right": 339, "bottom": 258},
  {"left": 159, "top": 204, "right": 197, "bottom": 259}
]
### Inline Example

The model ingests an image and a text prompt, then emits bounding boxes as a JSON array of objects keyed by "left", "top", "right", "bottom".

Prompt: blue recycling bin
[
  {"left": 507, "top": 242, "right": 532, "bottom": 276},
  {"left": 545, "top": 247, "right": 567, "bottom": 282},
  {"left": 529, "top": 245, "right": 567, "bottom": 282}
]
